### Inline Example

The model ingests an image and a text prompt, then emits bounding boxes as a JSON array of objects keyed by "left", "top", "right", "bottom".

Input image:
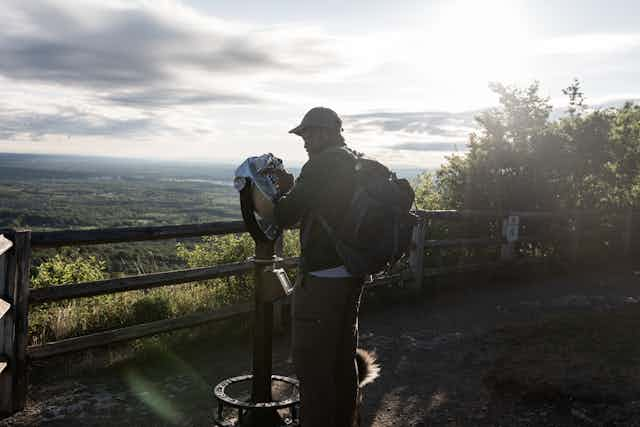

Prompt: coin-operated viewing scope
[
  {"left": 234, "top": 154, "right": 293, "bottom": 300},
  {"left": 234, "top": 154, "right": 281, "bottom": 242},
  {"left": 212, "top": 154, "right": 298, "bottom": 427}
]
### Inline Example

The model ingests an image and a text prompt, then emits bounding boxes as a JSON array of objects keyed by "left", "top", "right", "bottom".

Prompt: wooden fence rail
[
  {"left": 29, "top": 257, "right": 300, "bottom": 304},
  {"left": 0, "top": 208, "right": 636, "bottom": 419},
  {"left": 29, "top": 220, "right": 247, "bottom": 249}
]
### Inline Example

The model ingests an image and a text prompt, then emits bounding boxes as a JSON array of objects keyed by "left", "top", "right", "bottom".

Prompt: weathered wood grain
[
  {"left": 0, "top": 235, "right": 14, "bottom": 416},
  {"left": 30, "top": 221, "right": 247, "bottom": 248},
  {"left": 623, "top": 209, "right": 633, "bottom": 257},
  {"left": 425, "top": 236, "right": 546, "bottom": 249},
  {"left": 12, "top": 231, "right": 31, "bottom": 412},
  {"left": 417, "top": 209, "right": 612, "bottom": 221},
  {"left": 29, "top": 257, "right": 299, "bottom": 304},
  {"left": 408, "top": 216, "right": 427, "bottom": 293},
  {"left": 425, "top": 237, "right": 499, "bottom": 249},
  {"left": 423, "top": 256, "right": 546, "bottom": 277}
]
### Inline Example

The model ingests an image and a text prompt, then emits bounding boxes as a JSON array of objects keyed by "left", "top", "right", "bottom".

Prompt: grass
[
  {"left": 28, "top": 231, "right": 300, "bottom": 347},
  {"left": 29, "top": 278, "right": 254, "bottom": 346}
]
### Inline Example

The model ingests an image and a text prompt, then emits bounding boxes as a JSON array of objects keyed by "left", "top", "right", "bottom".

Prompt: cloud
[
  {"left": 0, "top": 0, "right": 359, "bottom": 143},
  {"left": 0, "top": 106, "right": 161, "bottom": 140},
  {"left": 344, "top": 111, "right": 477, "bottom": 137},
  {"left": 0, "top": 2, "right": 281, "bottom": 87},
  {"left": 1, "top": 3, "right": 188, "bottom": 89},
  {"left": 536, "top": 33, "right": 640, "bottom": 56},
  {"left": 392, "top": 142, "right": 466, "bottom": 152},
  {"left": 103, "top": 88, "right": 260, "bottom": 107},
  {"left": 0, "top": 0, "right": 344, "bottom": 108},
  {"left": 0, "top": 35, "right": 168, "bottom": 88},
  {"left": 592, "top": 96, "right": 640, "bottom": 109}
]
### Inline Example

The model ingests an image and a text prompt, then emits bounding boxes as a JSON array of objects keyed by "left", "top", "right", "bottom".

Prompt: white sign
[{"left": 502, "top": 215, "right": 520, "bottom": 242}]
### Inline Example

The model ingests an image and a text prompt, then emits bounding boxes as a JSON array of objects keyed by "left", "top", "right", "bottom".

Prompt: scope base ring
[{"left": 213, "top": 374, "right": 300, "bottom": 427}]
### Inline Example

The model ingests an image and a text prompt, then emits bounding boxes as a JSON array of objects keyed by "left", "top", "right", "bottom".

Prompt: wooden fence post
[
  {"left": 0, "top": 231, "right": 31, "bottom": 417},
  {"left": 623, "top": 208, "right": 633, "bottom": 260},
  {"left": 0, "top": 234, "right": 14, "bottom": 418},
  {"left": 12, "top": 231, "right": 31, "bottom": 413},
  {"left": 408, "top": 215, "right": 427, "bottom": 294},
  {"left": 570, "top": 211, "right": 582, "bottom": 266}
]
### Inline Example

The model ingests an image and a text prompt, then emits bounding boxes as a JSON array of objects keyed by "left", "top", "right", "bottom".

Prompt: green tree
[
  {"left": 417, "top": 80, "right": 640, "bottom": 212},
  {"left": 31, "top": 250, "right": 106, "bottom": 288},
  {"left": 609, "top": 102, "right": 640, "bottom": 207},
  {"left": 562, "top": 78, "right": 586, "bottom": 117},
  {"left": 30, "top": 250, "right": 109, "bottom": 344},
  {"left": 429, "top": 82, "right": 554, "bottom": 210},
  {"left": 413, "top": 171, "right": 443, "bottom": 210}
]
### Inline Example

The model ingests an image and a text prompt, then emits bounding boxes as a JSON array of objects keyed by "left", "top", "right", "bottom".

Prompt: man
[{"left": 272, "top": 107, "right": 372, "bottom": 426}]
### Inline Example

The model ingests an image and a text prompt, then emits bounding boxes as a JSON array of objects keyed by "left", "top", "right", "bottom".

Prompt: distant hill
[
  {"left": 0, "top": 152, "right": 242, "bottom": 182},
  {"left": 0, "top": 152, "right": 426, "bottom": 181}
]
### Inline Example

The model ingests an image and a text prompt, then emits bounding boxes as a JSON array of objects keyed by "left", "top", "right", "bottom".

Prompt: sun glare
[{"left": 419, "top": 0, "right": 529, "bottom": 105}]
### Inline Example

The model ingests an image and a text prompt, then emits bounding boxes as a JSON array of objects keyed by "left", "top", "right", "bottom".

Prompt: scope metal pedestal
[{"left": 213, "top": 185, "right": 300, "bottom": 427}]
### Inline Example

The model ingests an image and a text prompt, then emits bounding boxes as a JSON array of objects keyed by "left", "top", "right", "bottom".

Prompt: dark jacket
[{"left": 273, "top": 144, "right": 358, "bottom": 273}]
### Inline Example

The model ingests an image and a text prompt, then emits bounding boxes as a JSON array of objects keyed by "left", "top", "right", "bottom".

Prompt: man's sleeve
[{"left": 273, "top": 161, "right": 319, "bottom": 227}]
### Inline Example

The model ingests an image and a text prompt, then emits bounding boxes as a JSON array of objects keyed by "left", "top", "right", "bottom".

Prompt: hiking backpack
[{"left": 316, "top": 147, "right": 418, "bottom": 276}]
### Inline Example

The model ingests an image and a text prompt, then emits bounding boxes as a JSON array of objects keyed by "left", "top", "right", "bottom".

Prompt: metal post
[
  {"left": 237, "top": 184, "right": 286, "bottom": 426},
  {"left": 251, "top": 241, "right": 275, "bottom": 404}
]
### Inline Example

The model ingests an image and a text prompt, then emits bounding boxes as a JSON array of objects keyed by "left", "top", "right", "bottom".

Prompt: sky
[{"left": 1, "top": 0, "right": 639, "bottom": 168}]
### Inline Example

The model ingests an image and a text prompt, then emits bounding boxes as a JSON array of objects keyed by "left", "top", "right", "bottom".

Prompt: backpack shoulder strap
[{"left": 314, "top": 213, "right": 339, "bottom": 244}]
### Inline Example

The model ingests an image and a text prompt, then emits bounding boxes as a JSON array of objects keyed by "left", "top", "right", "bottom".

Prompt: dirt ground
[{"left": 3, "top": 266, "right": 640, "bottom": 426}]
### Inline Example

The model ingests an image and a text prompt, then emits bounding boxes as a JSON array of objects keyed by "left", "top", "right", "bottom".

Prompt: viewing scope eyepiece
[{"left": 234, "top": 153, "right": 287, "bottom": 241}]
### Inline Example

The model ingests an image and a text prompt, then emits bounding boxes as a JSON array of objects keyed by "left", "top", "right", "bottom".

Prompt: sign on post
[
  {"left": 501, "top": 216, "right": 519, "bottom": 261},
  {"left": 503, "top": 215, "right": 520, "bottom": 242}
]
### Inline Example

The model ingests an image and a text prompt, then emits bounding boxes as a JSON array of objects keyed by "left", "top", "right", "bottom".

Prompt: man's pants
[{"left": 292, "top": 274, "right": 364, "bottom": 427}]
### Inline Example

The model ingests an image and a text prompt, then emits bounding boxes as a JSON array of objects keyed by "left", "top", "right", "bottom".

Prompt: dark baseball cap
[{"left": 289, "top": 106, "right": 343, "bottom": 135}]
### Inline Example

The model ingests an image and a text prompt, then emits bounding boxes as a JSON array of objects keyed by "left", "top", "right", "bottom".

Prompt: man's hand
[{"left": 268, "top": 169, "right": 294, "bottom": 195}]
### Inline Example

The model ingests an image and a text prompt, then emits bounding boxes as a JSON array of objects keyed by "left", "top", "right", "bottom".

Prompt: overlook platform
[{"left": 2, "top": 267, "right": 640, "bottom": 426}]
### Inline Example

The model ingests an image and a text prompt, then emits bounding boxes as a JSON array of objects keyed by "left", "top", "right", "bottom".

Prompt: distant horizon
[
  {"left": 0, "top": 151, "right": 431, "bottom": 180},
  {"left": 0, "top": 151, "right": 244, "bottom": 166}
]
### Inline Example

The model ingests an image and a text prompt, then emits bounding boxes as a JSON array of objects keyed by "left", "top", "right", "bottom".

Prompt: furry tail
[{"left": 355, "top": 348, "right": 380, "bottom": 387}]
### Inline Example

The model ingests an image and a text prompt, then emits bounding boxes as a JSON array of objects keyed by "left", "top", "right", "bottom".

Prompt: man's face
[{"left": 300, "top": 127, "right": 326, "bottom": 158}]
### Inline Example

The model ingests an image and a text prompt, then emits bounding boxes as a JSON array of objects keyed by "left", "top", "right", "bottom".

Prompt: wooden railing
[
  {"left": 0, "top": 231, "right": 30, "bottom": 417},
  {"left": 0, "top": 208, "right": 636, "bottom": 417}
]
